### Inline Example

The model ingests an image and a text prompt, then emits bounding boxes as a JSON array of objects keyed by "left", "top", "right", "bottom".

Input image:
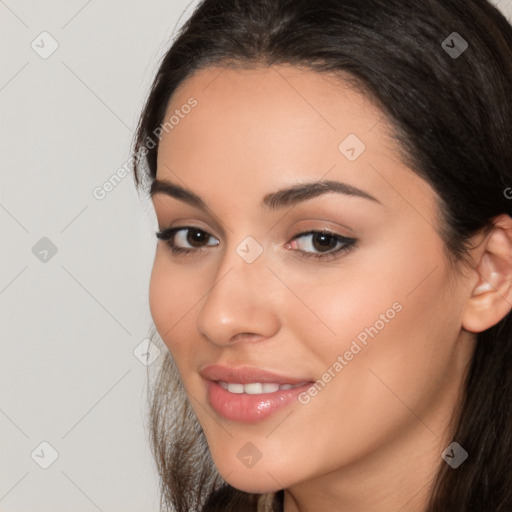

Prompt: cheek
[
  {"left": 271, "top": 258, "right": 410, "bottom": 367},
  {"left": 148, "top": 253, "right": 199, "bottom": 355},
  {"left": 280, "top": 232, "right": 456, "bottom": 401},
  {"left": 148, "top": 255, "right": 171, "bottom": 336}
]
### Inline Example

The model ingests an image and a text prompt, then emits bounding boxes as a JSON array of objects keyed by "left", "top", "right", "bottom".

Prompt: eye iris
[
  {"left": 313, "top": 232, "right": 338, "bottom": 252},
  {"left": 187, "top": 229, "right": 208, "bottom": 247}
]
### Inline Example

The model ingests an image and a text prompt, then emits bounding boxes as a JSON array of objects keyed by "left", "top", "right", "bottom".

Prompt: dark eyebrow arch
[{"left": 150, "top": 178, "right": 380, "bottom": 211}]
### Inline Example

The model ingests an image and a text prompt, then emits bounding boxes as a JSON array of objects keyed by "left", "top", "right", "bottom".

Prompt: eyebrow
[{"left": 150, "top": 178, "right": 380, "bottom": 211}]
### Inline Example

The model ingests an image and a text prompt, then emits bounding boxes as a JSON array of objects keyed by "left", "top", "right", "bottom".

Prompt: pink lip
[
  {"left": 200, "top": 364, "right": 310, "bottom": 385},
  {"left": 200, "top": 365, "right": 314, "bottom": 424}
]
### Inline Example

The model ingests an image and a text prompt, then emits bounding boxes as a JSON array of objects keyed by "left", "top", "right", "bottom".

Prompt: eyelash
[{"left": 155, "top": 226, "right": 357, "bottom": 262}]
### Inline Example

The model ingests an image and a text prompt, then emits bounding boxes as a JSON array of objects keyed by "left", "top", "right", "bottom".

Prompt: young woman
[{"left": 131, "top": 0, "right": 512, "bottom": 510}]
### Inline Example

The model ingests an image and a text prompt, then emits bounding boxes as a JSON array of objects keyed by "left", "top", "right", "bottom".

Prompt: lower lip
[{"left": 205, "top": 379, "right": 313, "bottom": 424}]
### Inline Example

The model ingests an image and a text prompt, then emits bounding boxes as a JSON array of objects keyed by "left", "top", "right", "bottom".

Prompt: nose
[{"left": 196, "top": 241, "right": 281, "bottom": 347}]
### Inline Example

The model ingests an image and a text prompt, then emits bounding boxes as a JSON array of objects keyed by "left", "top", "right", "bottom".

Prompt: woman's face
[{"left": 149, "top": 65, "right": 476, "bottom": 497}]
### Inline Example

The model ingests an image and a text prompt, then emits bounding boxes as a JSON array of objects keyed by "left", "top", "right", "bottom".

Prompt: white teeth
[
  {"left": 226, "top": 383, "right": 244, "bottom": 394},
  {"left": 244, "top": 383, "right": 263, "bottom": 394},
  {"left": 219, "top": 381, "right": 307, "bottom": 394}
]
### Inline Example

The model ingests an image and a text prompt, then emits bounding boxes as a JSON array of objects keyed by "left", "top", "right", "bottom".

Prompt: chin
[
  {"left": 222, "top": 474, "right": 282, "bottom": 495},
  {"left": 211, "top": 454, "right": 297, "bottom": 494}
]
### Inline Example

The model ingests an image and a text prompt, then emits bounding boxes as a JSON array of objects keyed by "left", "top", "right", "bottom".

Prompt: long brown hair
[{"left": 133, "top": 1, "right": 512, "bottom": 510}]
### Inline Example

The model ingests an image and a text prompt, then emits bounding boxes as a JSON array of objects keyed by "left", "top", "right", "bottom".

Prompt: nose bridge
[{"left": 196, "top": 234, "right": 280, "bottom": 345}]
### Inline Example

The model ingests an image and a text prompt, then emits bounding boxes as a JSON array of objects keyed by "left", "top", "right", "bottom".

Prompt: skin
[{"left": 148, "top": 64, "right": 512, "bottom": 511}]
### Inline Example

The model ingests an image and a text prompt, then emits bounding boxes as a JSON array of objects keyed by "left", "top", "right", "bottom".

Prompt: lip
[
  {"left": 200, "top": 365, "right": 314, "bottom": 424},
  {"left": 200, "top": 364, "right": 310, "bottom": 385}
]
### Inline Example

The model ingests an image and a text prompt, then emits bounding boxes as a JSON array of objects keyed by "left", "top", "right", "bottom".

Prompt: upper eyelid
[{"left": 156, "top": 213, "right": 356, "bottom": 235}]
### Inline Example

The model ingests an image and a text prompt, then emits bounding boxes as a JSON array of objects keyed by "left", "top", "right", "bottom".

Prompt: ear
[{"left": 462, "top": 214, "right": 512, "bottom": 333}]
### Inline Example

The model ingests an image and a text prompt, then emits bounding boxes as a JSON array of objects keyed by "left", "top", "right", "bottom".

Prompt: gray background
[{"left": 1, "top": 1, "right": 511, "bottom": 511}]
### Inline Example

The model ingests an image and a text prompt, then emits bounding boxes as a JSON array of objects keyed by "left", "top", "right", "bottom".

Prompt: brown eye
[
  {"left": 287, "top": 230, "right": 357, "bottom": 261},
  {"left": 186, "top": 228, "right": 211, "bottom": 248},
  {"left": 155, "top": 226, "right": 219, "bottom": 255},
  {"left": 311, "top": 232, "right": 340, "bottom": 252}
]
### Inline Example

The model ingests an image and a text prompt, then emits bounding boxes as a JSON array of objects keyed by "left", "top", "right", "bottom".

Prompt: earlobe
[{"left": 462, "top": 214, "right": 512, "bottom": 333}]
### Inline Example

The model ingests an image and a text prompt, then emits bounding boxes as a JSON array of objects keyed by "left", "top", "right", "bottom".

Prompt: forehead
[{"left": 160, "top": 64, "right": 386, "bottom": 155}]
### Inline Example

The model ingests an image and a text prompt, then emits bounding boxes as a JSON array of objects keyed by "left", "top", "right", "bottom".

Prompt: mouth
[{"left": 200, "top": 364, "right": 314, "bottom": 423}]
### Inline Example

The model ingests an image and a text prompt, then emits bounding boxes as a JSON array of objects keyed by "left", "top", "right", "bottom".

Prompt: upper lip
[{"left": 200, "top": 364, "right": 312, "bottom": 385}]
